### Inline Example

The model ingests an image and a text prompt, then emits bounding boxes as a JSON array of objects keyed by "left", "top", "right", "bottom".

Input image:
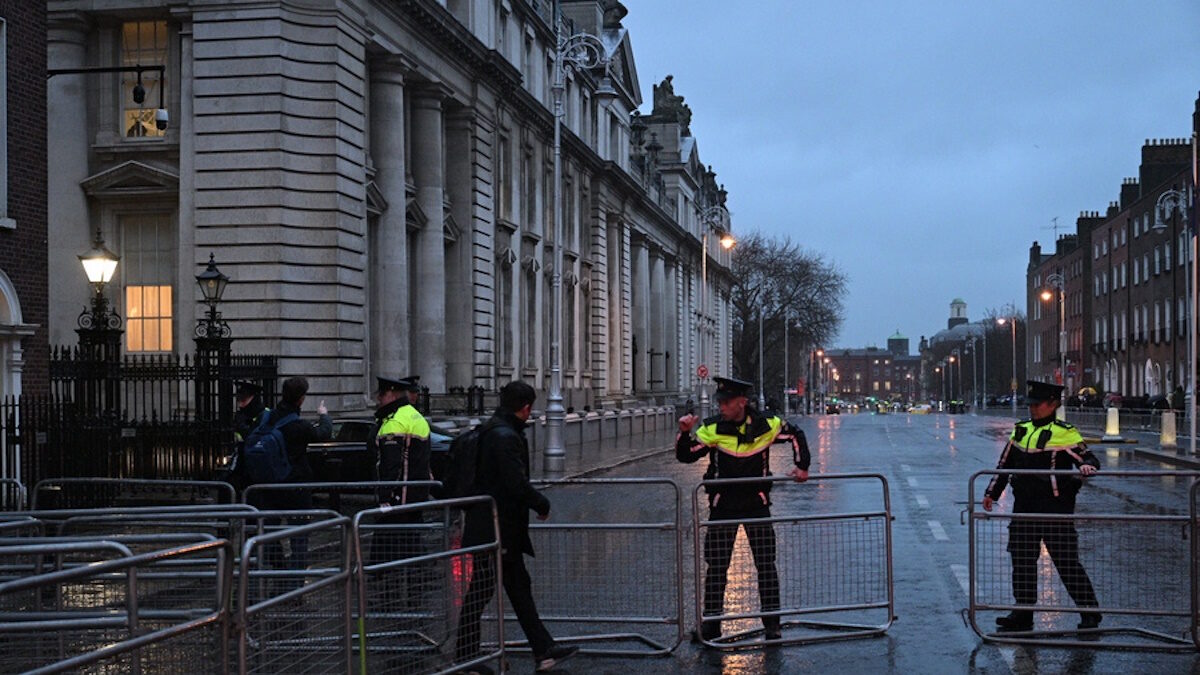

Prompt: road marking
[
  {"left": 928, "top": 520, "right": 949, "bottom": 541},
  {"left": 900, "top": 463, "right": 912, "bottom": 472},
  {"left": 907, "top": 477, "right": 919, "bottom": 488},
  {"left": 950, "top": 563, "right": 970, "bottom": 596},
  {"left": 915, "top": 495, "right": 929, "bottom": 508}
]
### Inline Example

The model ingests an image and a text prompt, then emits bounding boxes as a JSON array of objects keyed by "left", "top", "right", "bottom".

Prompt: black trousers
[
  {"left": 703, "top": 506, "right": 780, "bottom": 620},
  {"left": 456, "top": 548, "right": 554, "bottom": 659},
  {"left": 367, "top": 512, "right": 426, "bottom": 609},
  {"left": 1007, "top": 518, "right": 1099, "bottom": 612}
]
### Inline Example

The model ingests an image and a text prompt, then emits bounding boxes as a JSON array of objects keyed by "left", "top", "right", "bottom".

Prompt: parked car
[{"left": 307, "top": 417, "right": 455, "bottom": 483}]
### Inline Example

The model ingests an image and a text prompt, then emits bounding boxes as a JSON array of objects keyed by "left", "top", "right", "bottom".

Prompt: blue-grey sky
[{"left": 622, "top": 1, "right": 1200, "bottom": 350}]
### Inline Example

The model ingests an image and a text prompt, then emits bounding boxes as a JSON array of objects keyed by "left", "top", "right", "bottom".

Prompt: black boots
[
  {"left": 995, "top": 611, "right": 1033, "bottom": 632},
  {"left": 1077, "top": 612, "right": 1102, "bottom": 630},
  {"left": 763, "top": 616, "right": 782, "bottom": 640}
]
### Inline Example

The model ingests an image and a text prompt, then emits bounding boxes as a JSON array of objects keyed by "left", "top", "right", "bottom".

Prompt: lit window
[
  {"left": 121, "top": 21, "right": 168, "bottom": 139},
  {"left": 126, "top": 285, "right": 173, "bottom": 352}
]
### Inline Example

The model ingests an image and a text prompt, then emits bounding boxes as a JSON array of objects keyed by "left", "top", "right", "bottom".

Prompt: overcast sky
[{"left": 621, "top": 1, "right": 1200, "bottom": 351}]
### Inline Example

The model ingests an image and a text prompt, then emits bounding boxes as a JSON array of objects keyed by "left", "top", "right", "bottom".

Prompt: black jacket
[
  {"left": 462, "top": 410, "right": 550, "bottom": 556},
  {"left": 272, "top": 400, "right": 333, "bottom": 483}
]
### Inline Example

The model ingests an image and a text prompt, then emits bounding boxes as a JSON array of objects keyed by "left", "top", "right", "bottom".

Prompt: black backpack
[
  {"left": 242, "top": 409, "right": 299, "bottom": 484},
  {"left": 439, "top": 421, "right": 494, "bottom": 499}
]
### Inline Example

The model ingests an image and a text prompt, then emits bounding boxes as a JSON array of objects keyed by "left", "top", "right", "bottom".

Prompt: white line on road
[
  {"left": 915, "top": 495, "right": 930, "bottom": 508},
  {"left": 900, "top": 463, "right": 912, "bottom": 472},
  {"left": 907, "top": 477, "right": 919, "bottom": 488},
  {"left": 928, "top": 520, "right": 949, "bottom": 541},
  {"left": 950, "top": 563, "right": 970, "bottom": 596}
]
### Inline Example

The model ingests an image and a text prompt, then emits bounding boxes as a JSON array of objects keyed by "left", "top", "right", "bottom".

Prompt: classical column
[
  {"left": 665, "top": 256, "right": 679, "bottom": 392},
  {"left": 368, "top": 60, "right": 411, "bottom": 380},
  {"left": 649, "top": 247, "right": 665, "bottom": 391},
  {"left": 410, "top": 86, "right": 450, "bottom": 391},
  {"left": 632, "top": 236, "right": 650, "bottom": 392},
  {"left": 47, "top": 14, "right": 91, "bottom": 347}
]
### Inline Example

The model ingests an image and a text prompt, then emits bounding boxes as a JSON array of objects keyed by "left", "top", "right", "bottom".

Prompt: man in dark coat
[
  {"left": 455, "top": 381, "right": 577, "bottom": 674},
  {"left": 226, "top": 380, "right": 267, "bottom": 490}
]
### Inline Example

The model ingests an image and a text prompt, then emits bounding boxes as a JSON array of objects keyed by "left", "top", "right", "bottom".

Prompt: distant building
[{"left": 824, "top": 331, "right": 920, "bottom": 403}]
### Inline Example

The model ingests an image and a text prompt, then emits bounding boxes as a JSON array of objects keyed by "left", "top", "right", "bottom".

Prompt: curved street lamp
[
  {"left": 997, "top": 313, "right": 1018, "bottom": 416},
  {"left": 697, "top": 204, "right": 735, "bottom": 419},
  {"left": 1041, "top": 271, "right": 1066, "bottom": 416}
]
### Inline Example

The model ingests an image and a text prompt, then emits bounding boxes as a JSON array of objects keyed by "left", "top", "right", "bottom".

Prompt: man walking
[
  {"left": 983, "top": 380, "right": 1101, "bottom": 632},
  {"left": 677, "top": 376, "right": 811, "bottom": 643},
  {"left": 455, "top": 381, "right": 577, "bottom": 673}
]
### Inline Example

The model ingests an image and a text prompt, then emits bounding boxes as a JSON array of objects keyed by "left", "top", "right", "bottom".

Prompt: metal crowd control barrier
[
  {"left": 1190, "top": 478, "right": 1200, "bottom": 651},
  {"left": 0, "top": 538, "right": 234, "bottom": 674},
  {"left": 0, "top": 478, "right": 24, "bottom": 510},
  {"left": 969, "top": 469, "right": 1199, "bottom": 651},
  {"left": 243, "top": 480, "right": 442, "bottom": 517},
  {"left": 236, "top": 513, "right": 355, "bottom": 674},
  {"left": 501, "top": 477, "right": 685, "bottom": 657},
  {"left": 353, "top": 496, "right": 504, "bottom": 675},
  {"left": 32, "top": 477, "right": 236, "bottom": 509},
  {"left": 692, "top": 473, "right": 894, "bottom": 649}
]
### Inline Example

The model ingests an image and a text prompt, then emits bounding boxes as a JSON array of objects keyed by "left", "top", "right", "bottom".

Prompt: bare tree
[{"left": 729, "top": 232, "right": 846, "bottom": 408}]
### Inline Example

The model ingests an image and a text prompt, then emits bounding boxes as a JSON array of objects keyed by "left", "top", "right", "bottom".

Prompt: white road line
[
  {"left": 900, "top": 463, "right": 912, "bottom": 472},
  {"left": 950, "top": 563, "right": 970, "bottom": 596},
  {"left": 928, "top": 520, "right": 949, "bottom": 541},
  {"left": 915, "top": 495, "right": 930, "bottom": 508},
  {"left": 906, "top": 477, "right": 919, "bottom": 488}
]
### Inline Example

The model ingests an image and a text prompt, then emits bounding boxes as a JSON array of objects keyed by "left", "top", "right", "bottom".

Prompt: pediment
[
  {"left": 366, "top": 180, "right": 388, "bottom": 217},
  {"left": 406, "top": 195, "right": 428, "bottom": 232},
  {"left": 81, "top": 161, "right": 179, "bottom": 199}
]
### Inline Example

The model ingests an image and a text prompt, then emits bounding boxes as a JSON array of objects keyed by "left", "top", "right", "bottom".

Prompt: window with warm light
[
  {"left": 126, "top": 285, "right": 173, "bottom": 352},
  {"left": 121, "top": 21, "right": 168, "bottom": 139}
]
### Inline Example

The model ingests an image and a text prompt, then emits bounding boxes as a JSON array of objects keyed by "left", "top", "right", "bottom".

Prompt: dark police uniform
[
  {"left": 676, "top": 376, "right": 811, "bottom": 641},
  {"left": 367, "top": 376, "right": 433, "bottom": 606},
  {"left": 985, "top": 380, "right": 1101, "bottom": 631}
]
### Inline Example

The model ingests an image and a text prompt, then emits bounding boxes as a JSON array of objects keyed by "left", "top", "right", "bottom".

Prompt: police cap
[
  {"left": 375, "top": 375, "right": 410, "bottom": 393},
  {"left": 713, "top": 376, "right": 754, "bottom": 401},
  {"left": 234, "top": 380, "right": 262, "bottom": 398},
  {"left": 1026, "top": 379, "right": 1064, "bottom": 402}
]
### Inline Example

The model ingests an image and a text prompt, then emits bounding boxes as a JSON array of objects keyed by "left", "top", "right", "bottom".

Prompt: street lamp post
[
  {"left": 758, "top": 309, "right": 765, "bottom": 410},
  {"left": 982, "top": 330, "right": 988, "bottom": 411},
  {"left": 968, "top": 337, "right": 978, "bottom": 413},
  {"left": 1041, "top": 272, "right": 1066, "bottom": 415},
  {"left": 998, "top": 314, "right": 1018, "bottom": 416},
  {"left": 546, "top": 5, "right": 621, "bottom": 472},
  {"left": 1151, "top": 136, "right": 1197, "bottom": 454},
  {"left": 697, "top": 206, "right": 735, "bottom": 420}
]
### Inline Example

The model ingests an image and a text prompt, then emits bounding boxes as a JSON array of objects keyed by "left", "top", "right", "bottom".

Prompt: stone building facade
[
  {"left": 46, "top": 0, "right": 735, "bottom": 413},
  {"left": 0, "top": 1, "right": 48, "bottom": 401}
]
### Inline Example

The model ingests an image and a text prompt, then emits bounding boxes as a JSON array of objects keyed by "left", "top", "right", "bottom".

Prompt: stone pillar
[
  {"left": 632, "top": 236, "right": 650, "bottom": 393},
  {"left": 410, "top": 87, "right": 449, "bottom": 391},
  {"left": 665, "top": 257, "right": 679, "bottom": 392},
  {"left": 444, "top": 110, "right": 475, "bottom": 388},
  {"left": 46, "top": 15, "right": 91, "bottom": 347},
  {"left": 606, "top": 217, "right": 623, "bottom": 398},
  {"left": 368, "top": 60, "right": 411, "bottom": 380},
  {"left": 649, "top": 247, "right": 665, "bottom": 391}
]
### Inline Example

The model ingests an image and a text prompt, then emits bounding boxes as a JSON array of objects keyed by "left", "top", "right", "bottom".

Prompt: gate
[
  {"left": 692, "top": 473, "right": 894, "bottom": 648},
  {"left": 969, "top": 469, "right": 1199, "bottom": 650}
]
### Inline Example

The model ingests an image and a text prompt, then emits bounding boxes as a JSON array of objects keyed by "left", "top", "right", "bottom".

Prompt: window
[
  {"left": 1101, "top": 239, "right": 1107, "bottom": 255},
  {"left": 1165, "top": 302, "right": 1172, "bottom": 343},
  {"left": 1165, "top": 242, "right": 1172, "bottom": 268},
  {"left": 121, "top": 21, "right": 168, "bottom": 138},
  {"left": 121, "top": 213, "right": 175, "bottom": 352},
  {"left": 1120, "top": 228, "right": 1126, "bottom": 246},
  {"left": 1143, "top": 213, "right": 1150, "bottom": 234},
  {"left": 1132, "top": 258, "right": 1139, "bottom": 285},
  {"left": 1093, "top": 243, "right": 1099, "bottom": 259},
  {"left": 1120, "top": 261, "right": 1126, "bottom": 288},
  {"left": 497, "top": 135, "right": 510, "bottom": 220},
  {"left": 1155, "top": 247, "right": 1161, "bottom": 274},
  {"left": 1112, "top": 231, "right": 1118, "bottom": 249}
]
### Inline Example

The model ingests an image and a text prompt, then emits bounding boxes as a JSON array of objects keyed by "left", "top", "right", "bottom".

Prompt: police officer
[
  {"left": 367, "top": 375, "right": 433, "bottom": 605},
  {"left": 677, "top": 376, "right": 811, "bottom": 642},
  {"left": 983, "top": 380, "right": 1101, "bottom": 632},
  {"left": 227, "top": 380, "right": 266, "bottom": 490}
]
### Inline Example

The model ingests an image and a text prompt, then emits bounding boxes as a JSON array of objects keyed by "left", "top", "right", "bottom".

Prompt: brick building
[{"left": 0, "top": 1, "right": 48, "bottom": 400}]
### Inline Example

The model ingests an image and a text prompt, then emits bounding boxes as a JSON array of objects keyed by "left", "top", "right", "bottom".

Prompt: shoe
[
  {"left": 763, "top": 616, "right": 782, "bottom": 640},
  {"left": 534, "top": 645, "right": 578, "bottom": 672},
  {"left": 995, "top": 611, "right": 1033, "bottom": 632},
  {"left": 694, "top": 620, "right": 721, "bottom": 642},
  {"left": 1077, "top": 612, "right": 1102, "bottom": 630}
]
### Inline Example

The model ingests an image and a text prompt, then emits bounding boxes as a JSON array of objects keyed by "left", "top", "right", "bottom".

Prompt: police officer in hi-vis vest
[
  {"left": 368, "top": 375, "right": 433, "bottom": 605},
  {"left": 983, "top": 379, "right": 1101, "bottom": 633},
  {"left": 677, "top": 376, "right": 811, "bottom": 643}
]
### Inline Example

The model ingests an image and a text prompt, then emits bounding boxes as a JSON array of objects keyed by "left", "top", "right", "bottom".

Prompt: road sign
[{"left": 697, "top": 364, "right": 709, "bottom": 379}]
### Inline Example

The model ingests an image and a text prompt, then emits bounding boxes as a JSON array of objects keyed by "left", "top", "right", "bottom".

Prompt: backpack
[
  {"left": 439, "top": 421, "right": 494, "bottom": 499},
  {"left": 242, "top": 409, "right": 299, "bottom": 484}
]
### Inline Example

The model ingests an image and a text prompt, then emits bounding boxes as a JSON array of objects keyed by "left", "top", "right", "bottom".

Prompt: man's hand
[
  {"left": 1079, "top": 464, "right": 1097, "bottom": 476},
  {"left": 790, "top": 467, "right": 809, "bottom": 483},
  {"left": 678, "top": 414, "right": 699, "bottom": 433},
  {"left": 317, "top": 399, "right": 328, "bottom": 415},
  {"left": 982, "top": 495, "right": 994, "bottom": 512}
]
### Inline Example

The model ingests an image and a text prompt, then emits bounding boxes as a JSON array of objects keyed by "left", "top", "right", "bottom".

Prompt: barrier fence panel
[
  {"left": 1190, "top": 478, "right": 1200, "bottom": 651},
  {"left": 243, "top": 481, "right": 442, "bottom": 519},
  {"left": 692, "top": 473, "right": 894, "bottom": 649},
  {"left": 0, "top": 478, "right": 23, "bottom": 511},
  {"left": 0, "top": 538, "right": 233, "bottom": 674},
  {"left": 969, "top": 469, "right": 1199, "bottom": 651},
  {"left": 353, "top": 497, "right": 503, "bottom": 675},
  {"left": 32, "top": 477, "right": 237, "bottom": 510},
  {"left": 236, "top": 513, "right": 354, "bottom": 675},
  {"left": 492, "top": 478, "right": 684, "bottom": 657}
]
